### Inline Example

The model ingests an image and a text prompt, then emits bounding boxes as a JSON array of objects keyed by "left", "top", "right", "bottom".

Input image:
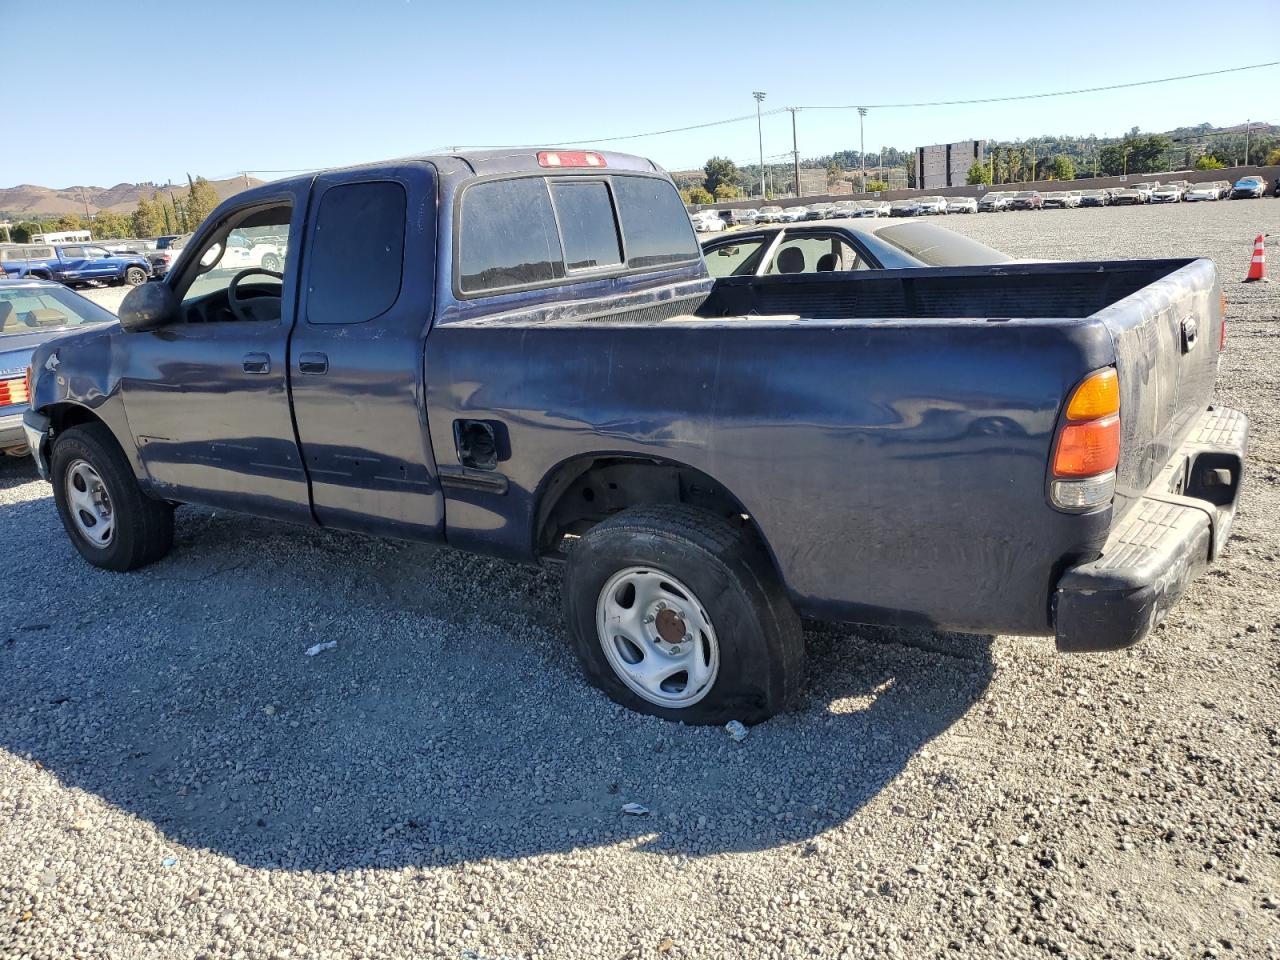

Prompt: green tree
[
  {"left": 91, "top": 210, "right": 131, "bottom": 238},
  {"left": 712, "top": 183, "right": 740, "bottom": 201},
  {"left": 53, "top": 213, "right": 84, "bottom": 231},
  {"left": 1266, "top": 147, "right": 1280, "bottom": 166},
  {"left": 865, "top": 180, "right": 889, "bottom": 193},
  {"left": 1194, "top": 155, "right": 1226, "bottom": 171},
  {"left": 132, "top": 194, "right": 165, "bottom": 238},
  {"left": 10, "top": 221, "right": 40, "bottom": 243},
  {"left": 703, "top": 157, "right": 741, "bottom": 196},
  {"left": 184, "top": 175, "right": 220, "bottom": 230},
  {"left": 1049, "top": 155, "right": 1075, "bottom": 181},
  {"left": 687, "top": 186, "right": 714, "bottom": 205},
  {"left": 965, "top": 161, "right": 992, "bottom": 186},
  {"left": 826, "top": 160, "right": 843, "bottom": 187}
]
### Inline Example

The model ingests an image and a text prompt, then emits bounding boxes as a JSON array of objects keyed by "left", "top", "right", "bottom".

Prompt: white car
[
  {"left": 756, "top": 206, "right": 785, "bottom": 223},
  {"left": 778, "top": 207, "right": 808, "bottom": 222},
  {"left": 1149, "top": 184, "right": 1183, "bottom": 204},
  {"left": 690, "top": 211, "right": 725, "bottom": 232},
  {"left": 945, "top": 196, "right": 978, "bottom": 214},
  {"left": 916, "top": 196, "right": 949, "bottom": 216},
  {"left": 217, "top": 233, "right": 286, "bottom": 272},
  {"left": 1184, "top": 182, "right": 1227, "bottom": 202}
]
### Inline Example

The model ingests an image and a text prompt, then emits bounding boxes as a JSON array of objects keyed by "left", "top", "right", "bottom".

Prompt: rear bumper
[
  {"left": 0, "top": 411, "right": 25, "bottom": 449},
  {"left": 1054, "top": 406, "right": 1248, "bottom": 652},
  {"left": 21, "top": 409, "right": 50, "bottom": 479}
]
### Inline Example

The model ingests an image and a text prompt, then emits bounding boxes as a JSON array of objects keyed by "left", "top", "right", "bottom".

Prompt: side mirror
[{"left": 119, "top": 281, "right": 178, "bottom": 333}]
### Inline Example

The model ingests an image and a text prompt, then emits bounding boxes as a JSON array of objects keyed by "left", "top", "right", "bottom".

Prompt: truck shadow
[{"left": 0, "top": 503, "right": 995, "bottom": 871}]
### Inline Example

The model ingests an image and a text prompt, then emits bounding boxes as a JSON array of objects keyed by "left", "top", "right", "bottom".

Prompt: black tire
[
  {"left": 563, "top": 504, "right": 804, "bottom": 725},
  {"left": 261, "top": 253, "right": 281, "bottom": 273},
  {"left": 51, "top": 423, "right": 174, "bottom": 572},
  {"left": 124, "top": 266, "right": 147, "bottom": 286}
]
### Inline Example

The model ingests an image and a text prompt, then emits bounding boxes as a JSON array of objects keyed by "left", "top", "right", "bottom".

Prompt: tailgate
[{"left": 1091, "top": 257, "right": 1222, "bottom": 514}]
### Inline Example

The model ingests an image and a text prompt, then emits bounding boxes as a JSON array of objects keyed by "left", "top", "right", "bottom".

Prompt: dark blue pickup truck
[
  {"left": 0, "top": 242, "right": 151, "bottom": 286},
  {"left": 21, "top": 149, "right": 1247, "bottom": 724}
]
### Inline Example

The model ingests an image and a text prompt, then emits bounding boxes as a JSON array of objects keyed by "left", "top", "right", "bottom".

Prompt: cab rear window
[{"left": 457, "top": 173, "right": 697, "bottom": 296}]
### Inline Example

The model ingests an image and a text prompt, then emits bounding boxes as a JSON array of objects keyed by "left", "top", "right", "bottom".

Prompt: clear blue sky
[{"left": 2, "top": 0, "right": 1277, "bottom": 187}]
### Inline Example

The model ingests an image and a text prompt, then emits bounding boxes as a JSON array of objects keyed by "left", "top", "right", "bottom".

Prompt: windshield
[
  {"left": 1015, "top": 192, "right": 1035, "bottom": 198},
  {"left": 980, "top": 194, "right": 1000, "bottom": 201},
  {"left": 0, "top": 285, "right": 117, "bottom": 336},
  {"left": 1238, "top": 178, "right": 1261, "bottom": 185},
  {"left": 760, "top": 206, "right": 782, "bottom": 213},
  {"left": 874, "top": 223, "right": 1011, "bottom": 267}
]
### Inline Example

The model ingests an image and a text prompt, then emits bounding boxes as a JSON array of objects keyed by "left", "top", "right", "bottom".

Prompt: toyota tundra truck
[{"left": 21, "top": 149, "right": 1247, "bottom": 724}]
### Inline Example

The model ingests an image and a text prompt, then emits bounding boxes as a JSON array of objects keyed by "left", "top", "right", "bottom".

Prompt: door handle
[
  {"left": 298, "top": 352, "right": 329, "bottom": 375},
  {"left": 242, "top": 352, "right": 271, "bottom": 374}
]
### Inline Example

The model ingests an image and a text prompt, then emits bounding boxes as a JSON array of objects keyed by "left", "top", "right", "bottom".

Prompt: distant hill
[{"left": 0, "top": 176, "right": 266, "bottom": 219}]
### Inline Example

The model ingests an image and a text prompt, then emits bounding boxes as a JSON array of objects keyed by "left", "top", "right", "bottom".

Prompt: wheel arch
[
  {"left": 531, "top": 452, "right": 786, "bottom": 585},
  {"left": 45, "top": 400, "right": 147, "bottom": 482}
]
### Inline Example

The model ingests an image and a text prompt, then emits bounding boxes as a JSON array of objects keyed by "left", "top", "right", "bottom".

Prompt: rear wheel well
[{"left": 534, "top": 455, "right": 776, "bottom": 567}]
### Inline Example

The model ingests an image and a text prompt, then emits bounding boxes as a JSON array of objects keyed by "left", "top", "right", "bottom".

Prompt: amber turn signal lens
[
  {"left": 1053, "top": 416, "right": 1120, "bottom": 478},
  {"left": 1065, "top": 368, "right": 1119, "bottom": 421}
]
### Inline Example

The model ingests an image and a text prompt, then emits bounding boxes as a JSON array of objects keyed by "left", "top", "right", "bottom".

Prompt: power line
[{"left": 804, "top": 61, "right": 1280, "bottom": 110}]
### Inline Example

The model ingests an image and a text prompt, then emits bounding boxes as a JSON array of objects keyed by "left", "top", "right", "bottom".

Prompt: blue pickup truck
[
  {"left": 20, "top": 148, "right": 1247, "bottom": 724},
  {"left": 0, "top": 242, "right": 151, "bottom": 286}
]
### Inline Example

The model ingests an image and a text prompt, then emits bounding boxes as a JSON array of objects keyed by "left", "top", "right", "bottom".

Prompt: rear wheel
[
  {"left": 51, "top": 423, "right": 174, "bottom": 571},
  {"left": 123, "top": 266, "right": 147, "bottom": 286},
  {"left": 261, "top": 253, "right": 281, "bottom": 273},
  {"left": 563, "top": 505, "right": 804, "bottom": 725}
]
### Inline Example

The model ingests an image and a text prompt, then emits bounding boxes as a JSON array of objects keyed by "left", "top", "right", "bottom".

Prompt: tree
[
  {"left": 826, "top": 160, "right": 843, "bottom": 187},
  {"left": 703, "top": 157, "right": 741, "bottom": 196},
  {"left": 11, "top": 221, "right": 40, "bottom": 243},
  {"left": 185, "top": 175, "right": 220, "bottom": 230},
  {"left": 1195, "top": 155, "right": 1226, "bottom": 171},
  {"left": 91, "top": 210, "right": 131, "bottom": 239},
  {"left": 712, "top": 183, "right": 740, "bottom": 201},
  {"left": 53, "top": 213, "right": 84, "bottom": 231},
  {"left": 965, "top": 162, "right": 992, "bottom": 186},
  {"left": 132, "top": 194, "right": 165, "bottom": 238},
  {"left": 1266, "top": 147, "right": 1280, "bottom": 166},
  {"left": 687, "top": 186, "right": 714, "bottom": 205},
  {"left": 1048, "top": 155, "right": 1075, "bottom": 181},
  {"left": 865, "top": 180, "right": 889, "bottom": 193},
  {"left": 1098, "top": 144, "right": 1126, "bottom": 176}
]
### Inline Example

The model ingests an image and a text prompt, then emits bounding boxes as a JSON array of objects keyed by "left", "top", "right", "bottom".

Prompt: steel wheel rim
[
  {"left": 65, "top": 459, "right": 113, "bottom": 547},
  {"left": 595, "top": 566, "right": 719, "bottom": 708}
]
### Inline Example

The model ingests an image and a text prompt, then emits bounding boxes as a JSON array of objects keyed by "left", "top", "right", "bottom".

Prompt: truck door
[
  {"left": 119, "top": 188, "right": 312, "bottom": 521},
  {"left": 288, "top": 165, "right": 445, "bottom": 540}
]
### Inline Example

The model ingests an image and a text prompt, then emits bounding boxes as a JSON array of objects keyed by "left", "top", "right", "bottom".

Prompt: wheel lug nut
[
  {"left": 656, "top": 601, "right": 666, "bottom": 610},
  {"left": 670, "top": 645, "right": 682, "bottom": 655},
  {"left": 643, "top": 615, "right": 655, "bottom": 624}
]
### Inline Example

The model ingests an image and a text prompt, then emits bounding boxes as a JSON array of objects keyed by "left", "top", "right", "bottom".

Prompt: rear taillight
[
  {"left": 24, "top": 365, "right": 32, "bottom": 402},
  {"left": 0, "top": 374, "right": 31, "bottom": 408},
  {"left": 1050, "top": 368, "right": 1120, "bottom": 511}
]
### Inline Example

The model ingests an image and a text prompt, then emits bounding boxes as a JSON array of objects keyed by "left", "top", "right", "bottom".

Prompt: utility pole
[
  {"left": 1244, "top": 119, "right": 1252, "bottom": 166},
  {"left": 79, "top": 187, "right": 90, "bottom": 220},
  {"left": 1030, "top": 144, "right": 1036, "bottom": 183},
  {"left": 858, "top": 107, "right": 868, "bottom": 193},
  {"left": 753, "top": 91, "right": 767, "bottom": 200},
  {"left": 787, "top": 107, "right": 801, "bottom": 199}
]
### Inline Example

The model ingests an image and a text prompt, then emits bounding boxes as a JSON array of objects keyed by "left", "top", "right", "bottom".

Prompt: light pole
[
  {"left": 857, "top": 107, "right": 868, "bottom": 193},
  {"left": 753, "top": 91, "right": 767, "bottom": 200},
  {"left": 787, "top": 107, "right": 801, "bottom": 199},
  {"left": 1244, "top": 119, "right": 1252, "bottom": 166}
]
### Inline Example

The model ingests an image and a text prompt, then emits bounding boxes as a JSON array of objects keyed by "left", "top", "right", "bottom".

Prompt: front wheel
[
  {"left": 260, "top": 253, "right": 281, "bottom": 273},
  {"left": 51, "top": 423, "right": 174, "bottom": 571},
  {"left": 563, "top": 505, "right": 804, "bottom": 725},
  {"left": 124, "top": 266, "right": 148, "bottom": 286}
]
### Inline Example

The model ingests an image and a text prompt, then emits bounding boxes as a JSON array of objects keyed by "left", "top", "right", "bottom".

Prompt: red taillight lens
[
  {"left": 0, "top": 374, "right": 31, "bottom": 408},
  {"left": 537, "top": 150, "right": 606, "bottom": 168},
  {"left": 1053, "top": 416, "right": 1121, "bottom": 477}
]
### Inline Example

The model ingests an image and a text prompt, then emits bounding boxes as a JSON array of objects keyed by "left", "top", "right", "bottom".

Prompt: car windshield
[
  {"left": 1015, "top": 192, "right": 1035, "bottom": 198},
  {"left": 760, "top": 206, "right": 782, "bottom": 213},
  {"left": 980, "top": 194, "right": 1000, "bottom": 201},
  {"left": 0, "top": 285, "right": 117, "bottom": 336},
  {"left": 1238, "top": 178, "right": 1261, "bottom": 185},
  {"left": 873, "top": 223, "right": 1011, "bottom": 267}
]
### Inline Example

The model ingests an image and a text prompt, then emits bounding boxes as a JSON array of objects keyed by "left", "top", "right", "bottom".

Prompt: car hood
[{"left": 0, "top": 325, "right": 109, "bottom": 370}]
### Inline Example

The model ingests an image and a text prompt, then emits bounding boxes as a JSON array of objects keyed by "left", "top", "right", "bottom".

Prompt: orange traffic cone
[{"left": 1243, "top": 234, "right": 1267, "bottom": 283}]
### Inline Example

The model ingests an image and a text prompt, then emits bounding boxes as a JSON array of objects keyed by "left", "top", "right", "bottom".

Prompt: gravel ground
[{"left": 4, "top": 200, "right": 1280, "bottom": 960}]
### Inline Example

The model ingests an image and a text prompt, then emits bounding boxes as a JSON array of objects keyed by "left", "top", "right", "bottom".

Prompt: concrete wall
[{"left": 695, "top": 164, "right": 1280, "bottom": 212}]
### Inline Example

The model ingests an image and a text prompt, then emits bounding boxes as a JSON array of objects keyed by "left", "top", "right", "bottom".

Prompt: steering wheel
[{"left": 226, "top": 268, "right": 283, "bottom": 323}]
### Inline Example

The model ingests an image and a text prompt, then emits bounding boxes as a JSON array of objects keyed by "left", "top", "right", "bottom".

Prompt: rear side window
[
  {"left": 61, "top": 246, "right": 84, "bottom": 258},
  {"left": 550, "top": 181, "right": 621, "bottom": 271},
  {"left": 612, "top": 176, "right": 700, "bottom": 269},
  {"left": 307, "top": 180, "right": 407, "bottom": 325},
  {"left": 460, "top": 178, "right": 565, "bottom": 294}
]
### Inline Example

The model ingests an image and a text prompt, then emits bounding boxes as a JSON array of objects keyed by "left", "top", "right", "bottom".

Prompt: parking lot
[{"left": 3, "top": 199, "right": 1279, "bottom": 959}]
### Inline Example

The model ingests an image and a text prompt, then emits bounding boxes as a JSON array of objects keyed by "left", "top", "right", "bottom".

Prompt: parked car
[
  {"left": 1078, "top": 190, "right": 1111, "bottom": 207},
  {"left": 916, "top": 196, "right": 949, "bottom": 215},
  {"left": 1042, "top": 191, "right": 1081, "bottom": 209},
  {"left": 1110, "top": 185, "right": 1149, "bottom": 206},
  {"left": 1183, "top": 183, "right": 1222, "bottom": 202},
  {"left": 0, "top": 277, "right": 117, "bottom": 457},
  {"left": 848, "top": 200, "right": 890, "bottom": 218},
  {"left": 0, "top": 243, "right": 150, "bottom": 286},
  {"left": 888, "top": 199, "right": 919, "bottom": 217},
  {"left": 1149, "top": 184, "right": 1183, "bottom": 204},
  {"left": 1231, "top": 176, "right": 1267, "bottom": 199},
  {"left": 718, "top": 209, "right": 757, "bottom": 227},
  {"left": 701, "top": 220, "right": 1011, "bottom": 277},
  {"left": 806, "top": 203, "right": 836, "bottom": 220},
  {"left": 1131, "top": 182, "right": 1160, "bottom": 202},
  {"left": 945, "top": 196, "right": 978, "bottom": 214},
  {"left": 22, "top": 147, "right": 1246, "bottom": 727},
  {"left": 756, "top": 205, "right": 785, "bottom": 223},
  {"left": 777, "top": 206, "right": 808, "bottom": 222},
  {"left": 978, "top": 191, "right": 1014, "bottom": 212},
  {"left": 690, "top": 211, "right": 725, "bottom": 233},
  {"left": 147, "top": 233, "right": 192, "bottom": 278},
  {"left": 1007, "top": 191, "right": 1044, "bottom": 211}
]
